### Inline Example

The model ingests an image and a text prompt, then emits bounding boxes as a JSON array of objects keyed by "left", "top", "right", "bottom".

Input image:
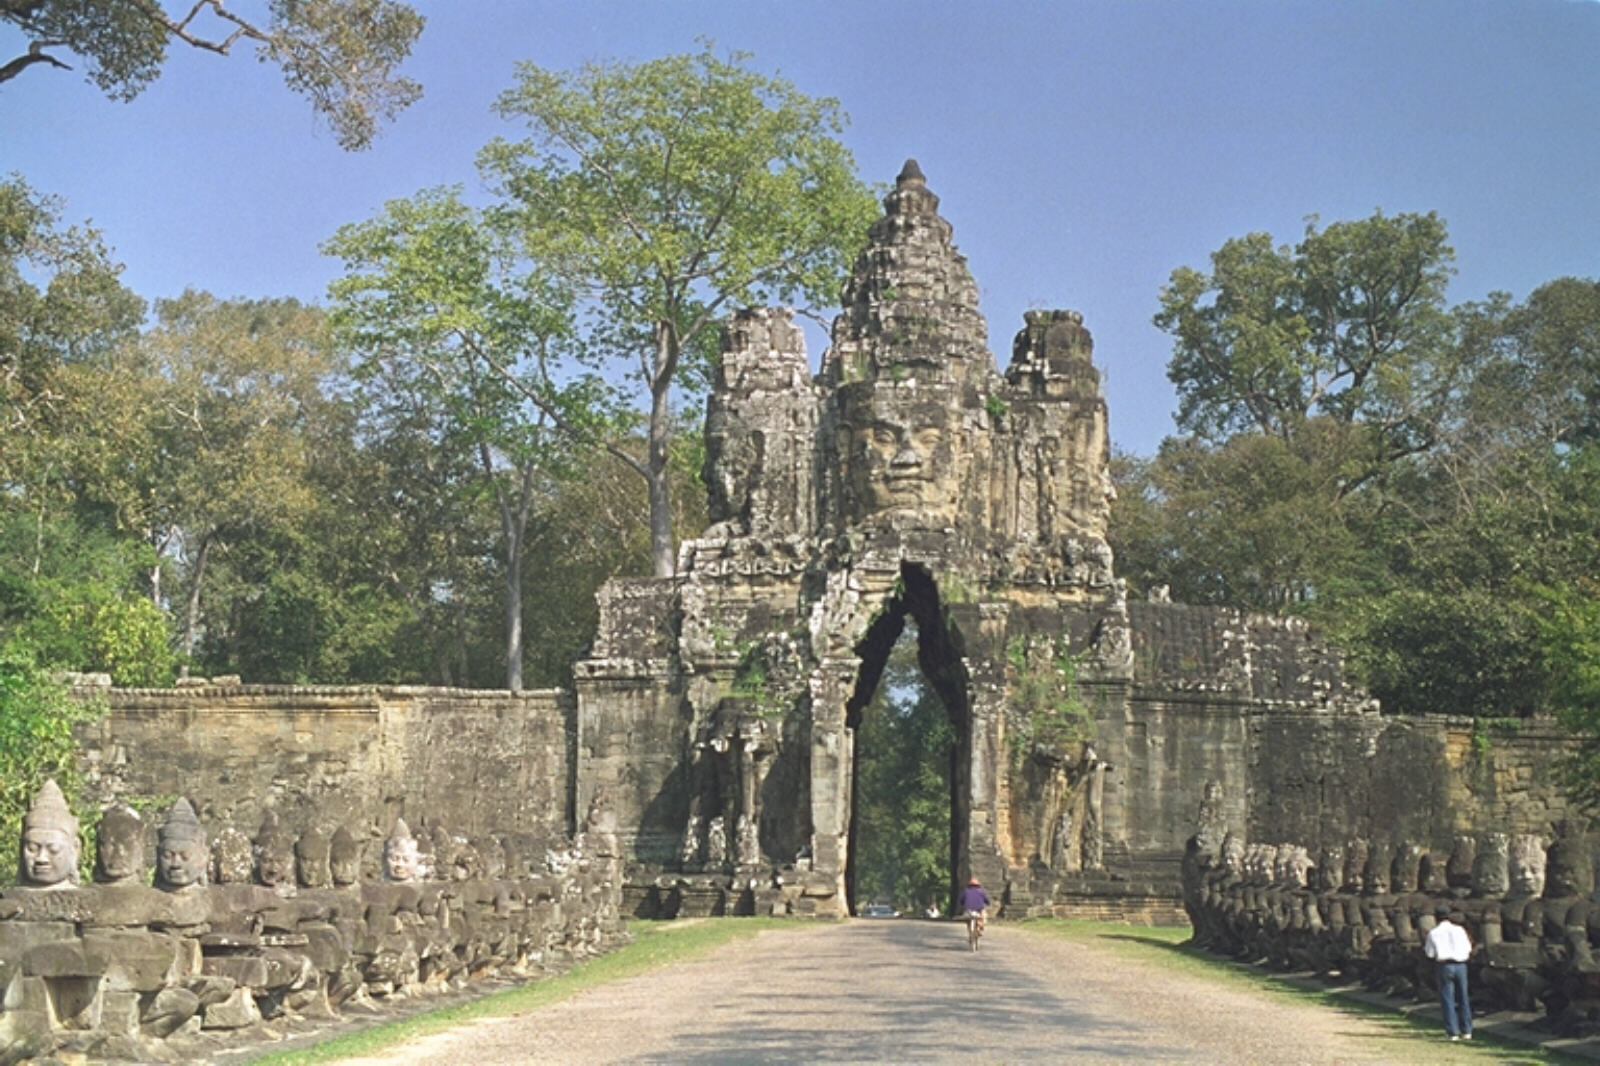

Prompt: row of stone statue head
[
  {"left": 13, "top": 778, "right": 528, "bottom": 893},
  {"left": 1208, "top": 824, "right": 1595, "bottom": 901}
]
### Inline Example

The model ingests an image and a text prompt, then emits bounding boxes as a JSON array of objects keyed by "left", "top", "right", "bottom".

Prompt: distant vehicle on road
[{"left": 859, "top": 903, "right": 899, "bottom": 918}]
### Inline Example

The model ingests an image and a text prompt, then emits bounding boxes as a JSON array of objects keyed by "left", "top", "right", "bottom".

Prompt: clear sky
[{"left": 5, "top": 0, "right": 1598, "bottom": 456}]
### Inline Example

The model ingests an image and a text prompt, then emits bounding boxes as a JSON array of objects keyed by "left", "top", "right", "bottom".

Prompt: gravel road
[{"left": 330, "top": 920, "right": 1500, "bottom": 1065}]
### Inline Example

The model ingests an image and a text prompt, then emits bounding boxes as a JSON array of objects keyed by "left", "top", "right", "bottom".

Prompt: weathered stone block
[
  {"left": 260, "top": 947, "right": 315, "bottom": 989},
  {"left": 1484, "top": 941, "right": 1541, "bottom": 969},
  {"left": 0, "top": 888, "right": 94, "bottom": 923},
  {"left": 0, "top": 919, "right": 75, "bottom": 964},
  {"left": 201, "top": 986, "right": 261, "bottom": 1029},
  {"left": 0, "top": 1004, "right": 52, "bottom": 1066},
  {"left": 45, "top": 973, "right": 103, "bottom": 1029},
  {"left": 142, "top": 985, "right": 201, "bottom": 1037},
  {"left": 82, "top": 929, "right": 181, "bottom": 991},
  {"left": 300, "top": 922, "right": 348, "bottom": 972},
  {"left": 23, "top": 938, "right": 106, "bottom": 978},
  {"left": 79, "top": 883, "right": 210, "bottom": 928},
  {"left": 184, "top": 973, "right": 237, "bottom": 1006},
  {"left": 203, "top": 954, "right": 269, "bottom": 988},
  {"left": 100, "top": 988, "right": 142, "bottom": 1036}
]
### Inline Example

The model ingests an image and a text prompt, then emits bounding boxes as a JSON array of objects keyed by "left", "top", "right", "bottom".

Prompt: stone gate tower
[{"left": 574, "top": 162, "right": 1366, "bottom": 919}]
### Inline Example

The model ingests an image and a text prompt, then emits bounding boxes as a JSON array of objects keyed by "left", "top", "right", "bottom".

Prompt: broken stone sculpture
[
  {"left": 210, "top": 824, "right": 254, "bottom": 885},
  {"left": 296, "top": 824, "right": 332, "bottom": 889},
  {"left": 706, "top": 815, "right": 728, "bottom": 869},
  {"left": 329, "top": 826, "right": 361, "bottom": 887},
  {"left": 254, "top": 810, "right": 296, "bottom": 894},
  {"left": 94, "top": 800, "right": 145, "bottom": 885}
]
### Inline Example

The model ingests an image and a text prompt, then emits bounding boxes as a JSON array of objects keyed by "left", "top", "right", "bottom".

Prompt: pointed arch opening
[{"left": 843, "top": 562, "right": 972, "bottom": 915}]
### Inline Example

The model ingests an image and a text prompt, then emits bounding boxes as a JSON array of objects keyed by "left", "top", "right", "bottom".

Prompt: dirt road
[{"left": 330, "top": 920, "right": 1490, "bottom": 1065}]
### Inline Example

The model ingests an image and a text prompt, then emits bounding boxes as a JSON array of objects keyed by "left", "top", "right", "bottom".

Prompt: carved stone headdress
[
  {"left": 24, "top": 778, "right": 79, "bottom": 838},
  {"left": 20, "top": 778, "right": 81, "bottom": 886},
  {"left": 159, "top": 798, "right": 206, "bottom": 846}
]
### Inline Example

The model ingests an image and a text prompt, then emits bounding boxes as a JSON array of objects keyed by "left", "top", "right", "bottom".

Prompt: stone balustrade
[
  {"left": 0, "top": 783, "right": 626, "bottom": 1063},
  {"left": 1181, "top": 819, "right": 1600, "bottom": 1034}
]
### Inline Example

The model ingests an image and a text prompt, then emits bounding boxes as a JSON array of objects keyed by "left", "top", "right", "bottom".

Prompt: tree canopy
[
  {"left": 1, "top": 0, "right": 424, "bottom": 149},
  {"left": 1119, "top": 212, "right": 1600, "bottom": 722},
  {"left": 1156, "top": 211, "right": 1460, "bottom": 481},
  {"left": 475, "top": 44, "right": 878, "bottom": 575}
]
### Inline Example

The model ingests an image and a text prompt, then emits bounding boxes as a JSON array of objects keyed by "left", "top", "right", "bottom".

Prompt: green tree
[
  {"left": 1110, "top": 425, "right": 1381, "bottom": 610},
  {"left": 135, "top": 291, "right": 338, "bottom": 666},
  {"left": 477, "top": 44, "right": 878, "bottom": 576},
  {"left": 0, "top": 511, "right": 174, "bottom": 684},
  {"left": 1, "top": 0, "right": 424, "bottom": 150},
  {"left": 325, "top": 188, "right": 583, "bottom": 691},
  {"left": 520, "top": 418, "right": 708, "bottom": 686},
  {"left": 1155, "top": 211, "right": 1461, "bottom": 481},
  {"left": 2, "top": 175, "right": 144, "bottom": 512},
  {"left": 1539, "top": 578, "right": 1600, "bottom": 813},
  {"left": 0, "top": 642, "right": 101, "bottom": 883},
  {"left": 1129, "top": 241, "right": 1600, "bottom": 719}
]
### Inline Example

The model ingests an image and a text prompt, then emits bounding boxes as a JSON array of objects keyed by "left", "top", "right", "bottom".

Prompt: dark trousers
[{"left": 1436, "top": 960, "right": 1472, "bottom": 1037}]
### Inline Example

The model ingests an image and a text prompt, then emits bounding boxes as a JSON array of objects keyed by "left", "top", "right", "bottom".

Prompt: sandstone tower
[{"left": 575, "top": 163, "right": 1368, "bottom": 919}]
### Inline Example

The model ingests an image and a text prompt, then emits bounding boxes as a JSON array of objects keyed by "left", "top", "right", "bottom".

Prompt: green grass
[
  {"left": 249, "top": 918, "right": 804, "bottom": 1065},
  {"left": 1014, "top": 919, "right": 1586, "bottom": 1065}
]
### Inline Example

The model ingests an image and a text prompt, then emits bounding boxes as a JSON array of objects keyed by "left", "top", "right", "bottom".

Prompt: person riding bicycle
[{"left": 961, "top": 876, "right": 990, "bottom": 933}]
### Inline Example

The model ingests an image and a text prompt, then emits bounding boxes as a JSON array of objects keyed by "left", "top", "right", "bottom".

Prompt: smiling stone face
[
  {"left": 155, "top": 798, "right": 208, "bottom": 890},
  {"left": 21, "top": 827, "right": 77, "bottom": 888},
  {"left": 158, "top": 838, "right": 205, "bottom": 889},
  {"left": 18, "top": 779, "right": 80, "bottom": 888},
  {"left": 838, "top": 383, "right": 965, "bottom": 527},
  {"left": 383, "top": 818, "right": 422, "bottom": 883}
]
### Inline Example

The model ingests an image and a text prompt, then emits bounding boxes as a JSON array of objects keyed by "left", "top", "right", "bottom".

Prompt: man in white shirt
[{"left": 1423, "top": 905, "right": 1473, "bottom": 1041}]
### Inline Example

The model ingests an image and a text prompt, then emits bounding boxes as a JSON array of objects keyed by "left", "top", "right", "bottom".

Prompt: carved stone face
[
  {"left": 1545, "top": 831, "right": 1591, "bottom": 898},
  {"left": 329, "top": 828, "right": 361, "bottom": 886},
  {"left": 256, "top": 844, "right": 294, "bottom": 887},
  {"left": 385, "top": 838, "right": 422, "bottom": 883},
  {"left": 1343, "top": 840, "right": 1369, "bottom": 893},
  {"left": 1392, "top": 842, "right": 1424, "bottom": 894},
  {"left": 1472, "top": 832, "right": 1511, "bottom": 898},
  {"left": 840, "top": 385, "right": 962, "bottom": 525},
  {"left": 97, "top": 832, "right": 141, "bottom": 884},
  {"left": 21, "top": 827, "right": 78, "bottom": 887},
  {"left": 1221, "top": 834, "right": 1245, "bottom": 875},
  {"left": 1316, "top": 844, "right": 1345, "bottom": 892},
  {"left": 295, "top": 828, "right": 330, "bottom": 889},
  {"left": 1286, "top": 846, "right": 1314, "bottom": 889},
  {"left": 158, "top": 838, "right": 206, "bottom": 889},
  {"left": 1510, "top": 834, "right": 1548, "bottom": 897}
]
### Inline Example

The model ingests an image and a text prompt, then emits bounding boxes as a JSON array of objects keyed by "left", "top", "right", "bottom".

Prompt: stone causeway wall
[
  {"left": 73, "top": 683, "right": 574, "bottom": 852},
  {"left": 2, "top": 684, "right": 624, "bottom": 1063},
  {"left": 1181, "top": 814, "right": 1600, "bottom": 1033}
]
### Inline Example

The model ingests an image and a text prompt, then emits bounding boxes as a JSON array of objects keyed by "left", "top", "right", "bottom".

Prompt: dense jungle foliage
[{"left": 1111, "top": 215, "right": 1600, "bottom": 729}]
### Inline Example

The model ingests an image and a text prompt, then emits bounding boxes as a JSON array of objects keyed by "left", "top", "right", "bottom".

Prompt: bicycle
[{"left": 966, "top": 909, "right": 985, "bottom": 951}]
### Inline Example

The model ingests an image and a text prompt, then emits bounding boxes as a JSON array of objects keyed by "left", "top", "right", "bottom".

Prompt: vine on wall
[{"left": 1005, "top": 633, "right": 1091, "bottom": 766}]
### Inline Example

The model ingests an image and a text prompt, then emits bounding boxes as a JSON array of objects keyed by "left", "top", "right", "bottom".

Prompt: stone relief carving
[{"left": 2, "top": 797, "right": 626, "bottom": 1059}]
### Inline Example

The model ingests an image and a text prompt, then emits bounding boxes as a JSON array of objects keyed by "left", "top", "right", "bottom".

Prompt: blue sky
[{"left": 5, "top": 0, "right": 1598, "bottom": 456}]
